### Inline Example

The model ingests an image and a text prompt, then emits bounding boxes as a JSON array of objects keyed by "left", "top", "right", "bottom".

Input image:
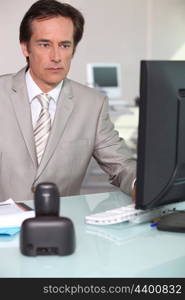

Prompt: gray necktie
[{"left": 34, "top": 93, "right": 51, "bottom": 164}]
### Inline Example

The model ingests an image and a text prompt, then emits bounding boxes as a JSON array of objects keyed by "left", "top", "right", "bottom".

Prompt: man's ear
[{"left": 20, "top": 42, "right": 29, "bottom": 58}]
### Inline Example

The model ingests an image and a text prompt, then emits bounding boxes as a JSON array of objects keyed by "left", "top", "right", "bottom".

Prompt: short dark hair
[{"left": 19, "top": 0, "right": 84, "bottom": 51}]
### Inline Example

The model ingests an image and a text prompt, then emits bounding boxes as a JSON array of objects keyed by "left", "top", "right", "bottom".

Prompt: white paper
[{"left": 0, "top": 198, "right": 35, "bottom": 228}]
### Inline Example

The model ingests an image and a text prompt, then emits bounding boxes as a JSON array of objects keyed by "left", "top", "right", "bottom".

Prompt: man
[{"left": 0, "top": 0, "right": 136, "bottom": 202}]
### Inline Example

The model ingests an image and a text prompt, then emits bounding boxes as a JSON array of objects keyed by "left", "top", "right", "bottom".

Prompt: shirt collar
[{"left": 25, "top": 69, "right": 63, "bottom": 103}]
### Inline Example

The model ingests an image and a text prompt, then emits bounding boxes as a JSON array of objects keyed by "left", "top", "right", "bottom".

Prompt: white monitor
[{"left": 86, "top": 63, "right": 122, "bottom": 103}]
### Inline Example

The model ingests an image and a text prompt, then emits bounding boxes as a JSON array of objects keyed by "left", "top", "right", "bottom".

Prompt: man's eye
[
  {"left": 39, "top": 43, "right": 50, "bottom": 47},
  {"left": 60, "top": 44, "right": 71, "bottom": 48}
]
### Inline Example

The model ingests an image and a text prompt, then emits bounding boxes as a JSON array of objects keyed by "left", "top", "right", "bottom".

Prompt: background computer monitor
[
  {"left": 136, "top": 60, "right": 185, "bottom": 231},
  {"left": 86, "top": 63, "right": 122, "bottom": 105}
]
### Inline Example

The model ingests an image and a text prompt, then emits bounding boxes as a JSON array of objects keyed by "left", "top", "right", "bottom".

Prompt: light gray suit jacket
[{"left": 0, "top": 67, "right": 136, "bottom": 202}]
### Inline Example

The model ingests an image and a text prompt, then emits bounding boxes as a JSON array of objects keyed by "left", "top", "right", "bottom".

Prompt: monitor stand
[
  {"left": 157, "top": 210, "right": 185, "bottom": 232},
  {"left": 109, "top": 100, "right": 134, "bottom": 114}
]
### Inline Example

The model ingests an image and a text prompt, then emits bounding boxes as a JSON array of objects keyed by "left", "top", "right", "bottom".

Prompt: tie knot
[{"left": 37, "top": 93, "right": 50, "bottom": 109}]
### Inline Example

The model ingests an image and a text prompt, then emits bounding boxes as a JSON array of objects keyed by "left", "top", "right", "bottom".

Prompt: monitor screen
[
  {"left": 93, "top": 66, "right": 118, "bottom": 87},
  {"left": 86, "top": 63, "right": 122, "bottom": 100},
  {"left": 136, "top": 60, "right": 185, "bottom": 232}
]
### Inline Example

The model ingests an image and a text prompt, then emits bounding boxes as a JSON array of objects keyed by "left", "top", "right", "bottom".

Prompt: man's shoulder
[
  {"left": 0, "top": 72, "right": 16, "bottom": 92},
  {"left": 67, "top": 78, "right": 105, "bottom": 99},
  {"left": 0, "top": 67, "right": 25, "bottom": 84},
  {"left": 0, "top": 72, "right": 14, "bottom": 82},
  {"left": 0, "top": 67, "right": 26, "bottom": 93}
]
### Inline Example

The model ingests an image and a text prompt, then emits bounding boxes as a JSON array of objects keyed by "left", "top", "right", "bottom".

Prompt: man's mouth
[{"left": 46, "top": 67, "right": 63, "bottom": 71}]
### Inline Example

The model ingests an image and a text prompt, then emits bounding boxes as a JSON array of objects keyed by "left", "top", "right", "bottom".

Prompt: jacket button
[{"left": 31, "top": 186, "right": 36, "bottom": 193}]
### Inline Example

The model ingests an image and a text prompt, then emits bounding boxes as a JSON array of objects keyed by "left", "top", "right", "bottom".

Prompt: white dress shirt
[{"left": 25, "top": 70, "right": 63, "bottom": 128}]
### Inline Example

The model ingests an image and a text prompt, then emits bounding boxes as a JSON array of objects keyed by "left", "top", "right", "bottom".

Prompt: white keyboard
[{"left": 85, "top": 202, "right": 180, "bottom": 226}]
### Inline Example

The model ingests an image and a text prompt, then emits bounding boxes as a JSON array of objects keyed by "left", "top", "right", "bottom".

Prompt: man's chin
[
  {"left": 43, "top": 78, "right": 64, "bottom": 90},
  {"left": 45, "top": 73, "right": 66, "bottom": 85}
]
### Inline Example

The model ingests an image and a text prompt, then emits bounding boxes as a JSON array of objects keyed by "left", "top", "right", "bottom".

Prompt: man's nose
[{"left": 50, "top": 47, "right": 61, "bottom": 62}]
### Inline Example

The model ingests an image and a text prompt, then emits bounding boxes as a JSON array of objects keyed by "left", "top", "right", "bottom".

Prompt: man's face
[{"left": 21, "top": 16, "right": 74, "bottom": 92}]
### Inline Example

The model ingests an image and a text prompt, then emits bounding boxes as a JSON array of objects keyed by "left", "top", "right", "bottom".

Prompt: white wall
[
  {"left": 65, "top": 0, "right": 148, "bottom": 104},
  {"left": 147, "top": 0, "right": 185, "bottom": 59},
  {"left": 0, "top": 0, "right": 185, "bottom": 103},
  {"left": 0, "top": 0, "right": 34, "bottom": 73}
]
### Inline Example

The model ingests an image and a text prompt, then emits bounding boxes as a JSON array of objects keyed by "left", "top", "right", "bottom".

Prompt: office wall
[
  {"left": 147, "top": 0, "right": 185, "bottom": 59},
  {"left": 0, "top": 0, "right": 185, "bottom": 103},
  {"left": 65, "top": 0, "right": 148, "bottom": 104}
]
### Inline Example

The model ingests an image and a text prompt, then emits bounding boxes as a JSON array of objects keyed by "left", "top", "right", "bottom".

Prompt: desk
[{"left": 1, "top": 191, "right": 185, "bottom": 278}]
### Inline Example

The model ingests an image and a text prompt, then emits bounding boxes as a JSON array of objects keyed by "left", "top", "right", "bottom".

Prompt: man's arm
[{"left": 93, "top": 96, "right": 137, "bottom": 195}]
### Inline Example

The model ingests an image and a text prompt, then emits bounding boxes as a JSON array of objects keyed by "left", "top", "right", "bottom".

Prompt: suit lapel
[
  {"left": 11, "top": 69, "right": 74, "bottom": 181},
  {"left": 34, "top": 78, "right": 74, "bottom": 181},
  {"left": 11, "top": 67, "right": 37, "bottom": 168}
]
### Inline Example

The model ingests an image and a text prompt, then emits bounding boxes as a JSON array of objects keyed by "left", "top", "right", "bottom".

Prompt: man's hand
[{"left": 131, "top": 184, "right": 136, "bottom": 203}]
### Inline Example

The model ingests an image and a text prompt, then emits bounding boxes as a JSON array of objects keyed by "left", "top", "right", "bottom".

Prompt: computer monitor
[
  {"left": 136, "top": 60, "right": 185, "bottom": 232},
  {"left": 86, "top": 63, "right": 122, "bottom": 105}
]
